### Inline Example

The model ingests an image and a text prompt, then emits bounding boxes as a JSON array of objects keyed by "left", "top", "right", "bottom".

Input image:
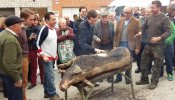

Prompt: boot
[
  {"left": 148, "top": 82, "right": 158, "bottom": 90},
  {"left": 49, "top": 94, "right": 63, "bottom": 100},
  {"left": 136, "top": 77, "right": 149, "bottom": 85}
]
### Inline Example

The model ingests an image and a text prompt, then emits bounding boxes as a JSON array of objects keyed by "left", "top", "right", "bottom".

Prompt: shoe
[
  {"left": 167, "top": 74, "right": 173, "bottom": 81},
  {"left": 125, "top": 79, "right": 131, "bottom": 84},
  {"left": 135, "top": 68, "right": 141, "bottom": 73},
  {"left": 49, "top": 94, "right": 63, "bottom": 100},
  {"left": 114, "top": 79, "right": 122, "bottom": 83},
  {"left": 148, "top": 83, "right": 157, "bottom": 90},
  {"left": 136, "top": 79, "right": 149, "bottom": 85},
  {"left": 44, "top": 92, "right": 49, "bottom": 98},
  {"left": 94, "top": 83, "right": 99, "bottom": 87},
  {"left": 28, "top": 84, "right": 36, "bottom": 89},
  {"left": 107, "top": 77, "right": 113, "bottom": 83}
]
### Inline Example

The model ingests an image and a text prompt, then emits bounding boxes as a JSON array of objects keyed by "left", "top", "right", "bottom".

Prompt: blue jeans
[
  {"left": 164, "top": 44, "right": 174, "bottom": 75},
  {"left": 116, "top": 41, "right": 132, "bottom": 81},
  {"left": 42, "top": 61, "right": 57, "bottom": 96},
  {"left": 0, "top": 75, "right": 22, "bottom": 100}
]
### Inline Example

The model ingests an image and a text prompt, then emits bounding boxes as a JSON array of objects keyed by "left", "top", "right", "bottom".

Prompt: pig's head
[{"left": 59, "top": 65, "right": 85, "bottom": 91}]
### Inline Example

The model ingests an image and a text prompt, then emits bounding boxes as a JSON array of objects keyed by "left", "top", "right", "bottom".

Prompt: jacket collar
[{"left": 45, "top": 24, "right": 55, "bottom": 30}]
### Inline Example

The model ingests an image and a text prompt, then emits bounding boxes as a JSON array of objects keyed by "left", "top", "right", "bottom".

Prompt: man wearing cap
[
  {"left": 0, "top": 15, "right": 23, "bottom": 100},
  {"left": 93, "top": 11, "right": 114, "bottom": 52}
]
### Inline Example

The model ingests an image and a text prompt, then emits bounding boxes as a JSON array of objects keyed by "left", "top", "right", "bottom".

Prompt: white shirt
[{"left": 124, "top": 19, "right": 130, "bottom": 26}]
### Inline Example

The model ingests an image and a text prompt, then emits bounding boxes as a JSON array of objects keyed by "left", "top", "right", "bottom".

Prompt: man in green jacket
[{"left": 0, "top": 15, "right": 23, "bottom": 100}]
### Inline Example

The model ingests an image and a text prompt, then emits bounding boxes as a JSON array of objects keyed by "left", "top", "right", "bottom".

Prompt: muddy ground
[{"left": 0, "top": 63, "right": 175, "bottom": 100}]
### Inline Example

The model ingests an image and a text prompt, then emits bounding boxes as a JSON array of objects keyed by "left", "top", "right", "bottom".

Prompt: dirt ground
[{"left": 0, "top": 63, "right": 175, "bottom": 100}]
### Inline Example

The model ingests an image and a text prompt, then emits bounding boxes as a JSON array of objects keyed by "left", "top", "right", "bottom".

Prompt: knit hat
[{"left": 5, "top": 15, "right": 23, "bottom": 27}]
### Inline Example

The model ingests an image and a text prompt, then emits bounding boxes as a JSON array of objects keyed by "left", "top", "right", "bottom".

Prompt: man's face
[
  {"left": 108, "top": 14, "right": 115, "bottom": 22},
  {"left": 13, "top": 22, "right": 23, "bottom": 34},
  {"left": 167, "top": 7, "right": 175, "bottom": 17},
  {"left": 64, "top": 17, "right": 70, "bottom": 25},
  {"left": 134, "top": 7, "right": 139, "bottom": 13},
  {"left": 140, "top": 9, "right": 146, "bottom": 16},
  {"left": 80, "top": 8, "right": 87, "bottom": 18},
  {"left": 88, "top": 17, "right": 97, "bottom": 26},
  {"left": 123, "top": 9, "right": 132, "bottom": 20},
  {"left": 24, "top": 15, "right": 35, "bottom": 26},
  {"left": 101, "top": 16, "right": 108, "bottom": 24},
  {"left": 151, "top": 4, "right": 159, "bottom": 15},
  {"left": 46, "top": 15, "right": 56, "bottom": 27}
]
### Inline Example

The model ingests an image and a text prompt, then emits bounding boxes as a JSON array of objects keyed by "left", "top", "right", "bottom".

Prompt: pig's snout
[{"left": 59, "top": 80, "right": 70, "bottom": 92}]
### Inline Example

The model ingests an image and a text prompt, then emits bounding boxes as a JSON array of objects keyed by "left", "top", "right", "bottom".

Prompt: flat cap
[
  {"left": 5, "top": 15, "right": 23, "bottom": 27},
  {"left": 100, "top": 11, "right": 109, "bottom": 16}
]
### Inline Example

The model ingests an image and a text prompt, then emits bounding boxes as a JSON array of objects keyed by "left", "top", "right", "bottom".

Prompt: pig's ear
[{"left": 72, "top": 65, "right": 82, "bottom": 74}]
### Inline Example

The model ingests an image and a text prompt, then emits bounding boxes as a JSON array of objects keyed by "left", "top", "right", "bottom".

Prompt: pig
[{"left": 58, "top": 47, "right": 132, "bottom": 91}]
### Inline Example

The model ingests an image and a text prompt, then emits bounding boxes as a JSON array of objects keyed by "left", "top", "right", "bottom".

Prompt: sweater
[
  {"left": 0, "top": 30, "right": 22, "bottom": 82},
  {"left": 143, "top": 13, "right": 170, "bottom": 44},
  {"left": 36, "top": 25, "right": 58, "bottom": 60},
  {"left": 166, "top": 21, "right": 175, "bottom": 45}
]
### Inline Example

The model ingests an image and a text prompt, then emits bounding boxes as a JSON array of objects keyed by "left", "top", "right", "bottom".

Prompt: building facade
[
  {"left": 52, "top": 0, "right": 113, "bottom": 20},
  {"left": 0, "top": 0, "right": 52, "bottom": 18}
]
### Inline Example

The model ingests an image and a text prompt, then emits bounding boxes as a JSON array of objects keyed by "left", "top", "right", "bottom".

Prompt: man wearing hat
[
  {"left": 93, "top": 11, "right": 114, "bottom": 52},
  {"left": 0, "top": 15, "right": 23, "bottom": 100}
]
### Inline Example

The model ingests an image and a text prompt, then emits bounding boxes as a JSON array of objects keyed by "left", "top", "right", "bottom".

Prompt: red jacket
[{"left": 56, "top": 27, "right": 75, "bottom": 42}]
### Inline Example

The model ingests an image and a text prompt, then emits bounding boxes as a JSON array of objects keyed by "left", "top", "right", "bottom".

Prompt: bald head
[
  {"left": 123, "top": 7, "right": 133, "bottom": 14},
  {"left": 123, "top": 7, "right": 133, "bottom": 20}
]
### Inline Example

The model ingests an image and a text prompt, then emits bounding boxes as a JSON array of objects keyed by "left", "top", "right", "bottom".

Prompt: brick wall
[
  {"left": 0, "top": 0, "right": 52, "bottom": 16},
  {"left": 52, "top": 0, "right": 113, "bottom": 17}
]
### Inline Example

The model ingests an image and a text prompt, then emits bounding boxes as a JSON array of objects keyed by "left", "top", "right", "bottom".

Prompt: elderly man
[
  {"left": 136, "top": 1, "right": 170, "bottom": 90},
  {"left": 0, "top": 15, "right": 23, "bottom": 100},
  {"left": 113, "top": 6, "right": 141, "bottom": 84},
  {"left": 93, "top": 11, "right": 114, "bottom": 51}
]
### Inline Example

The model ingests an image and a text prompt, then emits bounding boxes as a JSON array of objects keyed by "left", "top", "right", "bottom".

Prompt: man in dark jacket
[
  {"left": 73, "top": 9, "right": 105, "bottom": 56},
  {"left": 73, "top": 6, "right": 87, "bottom": 33}
]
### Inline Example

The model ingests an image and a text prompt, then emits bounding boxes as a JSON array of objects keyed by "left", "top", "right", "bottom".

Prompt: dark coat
[
  {"left": 73, "top": 19, "right": 96, "bottom": 56},
  {"left": 73, "top": 17, "right": 85, "bottom": 33}
]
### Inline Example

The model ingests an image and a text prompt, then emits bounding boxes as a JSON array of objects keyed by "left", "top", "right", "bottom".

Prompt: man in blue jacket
[{"left": 73, "top": 9, "right": 105, "bottom": 56}]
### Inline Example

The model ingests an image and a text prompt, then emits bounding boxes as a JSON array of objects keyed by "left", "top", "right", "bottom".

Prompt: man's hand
[
  {"left": 95, "top": 38, "right": 101, "bottom": 43},
  {"left": 113, "top": 47, "right": 117, "bottom": 49},
  {"left": 29, "top": 33, "right": 37, "bottom": 40},
  {"left": 135, "top": 49, "right": 140, "bottom": 54},
  {"left": 14, "top": 80, "right": 22, "bottom": 87},
  {"left": 149, "top": 37, "right": 161, "bottom": 44},
  {"left": 42, "top": 55, "right": 51, "bottom": 62},
  {"left": 95, "top": 48, "right": 106, "bottom": 54}
]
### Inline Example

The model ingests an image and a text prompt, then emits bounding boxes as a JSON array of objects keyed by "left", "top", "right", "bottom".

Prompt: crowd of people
[{"left": 0, "top": 0, "right": 175, "bottom": 100}]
